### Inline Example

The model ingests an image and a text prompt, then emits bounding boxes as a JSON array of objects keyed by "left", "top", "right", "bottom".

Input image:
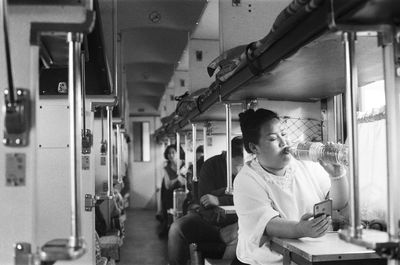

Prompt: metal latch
[
  {"left": 14, "top": 242, "right": 35, "bottom": 265},
  {"left": 3, "top": 89, "right": 30, "bottom": 146},
  {"left": 85, "top": 193, "right": 113, "bottom": 211},
  {"left": 82, "top": 129, "right": 93, "bottom": 154},
  {"left": 100, "top": 140, "right": 107, "bottom": 155},
  {"left": 85, "top": 194, "right": 97, "bottom": 211}
]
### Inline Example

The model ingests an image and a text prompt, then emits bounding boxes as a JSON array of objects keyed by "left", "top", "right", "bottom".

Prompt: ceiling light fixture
[{"left": 148, "top": 11, "right": 161, "bottom": 23}]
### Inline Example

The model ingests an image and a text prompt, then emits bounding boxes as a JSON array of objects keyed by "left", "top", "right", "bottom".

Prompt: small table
[
  {"left": 218, "top": 205, "right": 236, "bottom": 214},
  {"left": 270, "top": 232, "right": 386, "bottom": 265}
]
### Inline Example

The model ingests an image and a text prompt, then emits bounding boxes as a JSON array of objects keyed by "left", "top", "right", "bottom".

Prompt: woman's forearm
[
  {"left": 329, "top": 175, "right": 349, "bottom": 210},
  {"left": 265, "top": 217, "right": 302, "bottom": 239}
]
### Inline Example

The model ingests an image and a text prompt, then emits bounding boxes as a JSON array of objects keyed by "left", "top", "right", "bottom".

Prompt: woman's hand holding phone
[{"left": 295, "top": 213, "right": 331, "bottom": 238}]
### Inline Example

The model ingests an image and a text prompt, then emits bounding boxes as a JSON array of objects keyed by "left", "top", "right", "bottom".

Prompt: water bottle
[
  {"left": 288, "top": 141, "right": 348, "bottom": 166},
  {"left": 173, "top": 188, "right": 187, "bottom": 221}
]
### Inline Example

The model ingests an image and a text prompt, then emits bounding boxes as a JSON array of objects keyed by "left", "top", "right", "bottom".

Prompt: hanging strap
[{"left": 245, "top": 42, "right": 263, "bottom": 76}]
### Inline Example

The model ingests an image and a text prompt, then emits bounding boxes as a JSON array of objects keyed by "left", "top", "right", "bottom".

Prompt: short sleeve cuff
[{"left": 249, "top": 209, "right": 279, "bottom": 247}]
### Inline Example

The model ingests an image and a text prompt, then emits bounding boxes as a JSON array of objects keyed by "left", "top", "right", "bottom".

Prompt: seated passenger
[
  {"left": 159, "top": 144, "right": 186, "bottom": 237},
  {"left": 233, "top": 109, "right": 349, "bottom": 265},
  {"left": 168, "top": 137, "right": 244, "bottom": 265}
]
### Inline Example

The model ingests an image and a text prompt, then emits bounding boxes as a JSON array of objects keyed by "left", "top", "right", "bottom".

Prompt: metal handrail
[
  {"left": 225, "top": 103, "right": 233, "bottom": 194},
  {"left": 192, "top": 123, "right": 198, "bottom": 182},
  {"left": 2, "top": 0, "right": 16, "bottom": 104},
  {"left": 343, "top": 31, "right": 362, "bottom": 239},
  {"left": 81, "top": 52, "right": 87, "bottom": 137},
  {"left": 40, "top": 32, "right": 86, "bottom": 262},
  {"left": 115, "top": 122, "right": 123, "bottom": 184},
  {"left": 106, "top": 105, "right": 114, "bottom": 198}
]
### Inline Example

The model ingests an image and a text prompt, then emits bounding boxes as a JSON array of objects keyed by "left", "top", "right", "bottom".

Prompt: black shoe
[
  {"left": 155, "top": 213, "right": 163, "bottom": 223},
  {"left": 158, "top": 228, "right": 168, "bottom": 238},
  {"left": 158, "top": 221, "right": 169, "bottom": 239}
]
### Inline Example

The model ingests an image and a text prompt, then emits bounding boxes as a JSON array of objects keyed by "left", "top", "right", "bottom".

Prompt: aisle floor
[{"left": 119, "top": 209, "right": 168, "bottom": 265}]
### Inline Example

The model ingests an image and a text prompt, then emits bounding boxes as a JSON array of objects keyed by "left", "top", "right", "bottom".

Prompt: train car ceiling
[{"left": 101, "top": 0, "right": 207, "bottom": 116}]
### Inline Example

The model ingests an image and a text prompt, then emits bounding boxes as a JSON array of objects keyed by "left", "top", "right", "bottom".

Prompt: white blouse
[{"left": 233, "top": 158, "right": 330, "bottom": 265}]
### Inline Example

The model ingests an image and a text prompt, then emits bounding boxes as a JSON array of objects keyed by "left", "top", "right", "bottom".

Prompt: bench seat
[{"left": 99, "top": 234, "right": 121, "bottom": 261}]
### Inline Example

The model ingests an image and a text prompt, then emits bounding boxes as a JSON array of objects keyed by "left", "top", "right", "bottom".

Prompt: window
[
  {"left": 132, "top": 121, "right": 150, "bottom": 162},
  {"left": 360, "top": 80, "right": 385, "bottom": 112},
  {"left": 357, "top": 79, "right": 387, "bottom": 221}
]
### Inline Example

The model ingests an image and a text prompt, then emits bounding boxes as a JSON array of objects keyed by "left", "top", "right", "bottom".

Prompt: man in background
[{"left": 168, "top": 137, "right": 244, "bottom": 265}]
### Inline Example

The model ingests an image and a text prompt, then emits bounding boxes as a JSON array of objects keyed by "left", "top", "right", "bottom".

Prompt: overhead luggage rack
[{"left": 156, "top": 0, "right": 398, "bottom": 136}]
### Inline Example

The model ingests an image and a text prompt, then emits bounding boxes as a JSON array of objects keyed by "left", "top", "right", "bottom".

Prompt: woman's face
[
  {"left": 253, "top": 118, "right": 291, "bottom": 171},
  {"left": 167, "top": 148, "right": 177, "bottom": 162}
]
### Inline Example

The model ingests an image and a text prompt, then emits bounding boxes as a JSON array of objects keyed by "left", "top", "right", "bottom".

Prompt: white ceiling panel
[{"left": 99, "top": 0, "right": 207, "bottom": 116}]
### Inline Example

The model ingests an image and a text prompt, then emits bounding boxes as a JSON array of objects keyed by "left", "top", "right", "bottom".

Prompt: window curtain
[{"left": 357, "top": 117, "right": 387, "bottom": 221}]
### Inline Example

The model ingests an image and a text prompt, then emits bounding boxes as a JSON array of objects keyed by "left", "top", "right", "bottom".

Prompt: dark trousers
[
  {"left": 168, "top": 212, "right": 226, "bottom": 265},
  {"left": 231, "top": 256, "right": 250, "bottom": 265}
]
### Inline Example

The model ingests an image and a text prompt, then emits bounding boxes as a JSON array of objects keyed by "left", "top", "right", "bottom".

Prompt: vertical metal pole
[
  {"left": 2, "top": 0, "right": 16, "bottom": 104},
  {"left": 116, "top": 124, "right": 122, "bottom": 183},
  {"left": 218, "top": 0, "right": 223, "bottom": 55},
  {"left": 113, "top": 0, "right": 118, "bottom": 96},
  {"left": 381, "top": 29, "right": 400, "bottom": 243},
  {"left": 242, "top": 102, "right": 247, "bottom": 160},
  {"left": 192, "top": 124, "right": 199, "bottom": 203},
  {"left": 184, "top": 133, "right": 189, "bottom": 192},
  {"left": 225, "top": 103, "right": 233, "bottom": 194},
  {"left": 106, "top": 105, "right": 114, "bottom": 198},
  {"left": 120, "top": 129, "right": 124, "bottom": 180},
  {"left": 333, "top": 94, "right": 344, "bottom": 143},
  {"left": 343, "top": 32, "right": 362, "bottom": 238},
  {"left": 192, "top": 124, "right": 198, "bottom": 182},
  {"left": 88, "top": 0, "right": 93, "bottom": 10},
  {"left": 176, "top": 132, "right": 181, "bottom": 176},
  {"left": 81, "top": 53, "right": 86, "bottom": 137},
  {"left": 68, "top": 32, "right": 83, "bottom": 248},
  {"left": 203, "top": 125, "right": 207, "bottom": 160},
  {"left": 101, "top": 109, "right": 105, "bottom": 146}
]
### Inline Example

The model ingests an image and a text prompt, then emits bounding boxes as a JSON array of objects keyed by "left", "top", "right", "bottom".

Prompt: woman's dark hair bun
[{"left": 239, "top": 109, "right": 255, "bottom": 127}]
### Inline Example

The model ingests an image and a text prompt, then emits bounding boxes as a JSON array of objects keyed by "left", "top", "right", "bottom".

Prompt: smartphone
[{"left": 313, "top": 199, "right": 332, "bottom": 218}]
